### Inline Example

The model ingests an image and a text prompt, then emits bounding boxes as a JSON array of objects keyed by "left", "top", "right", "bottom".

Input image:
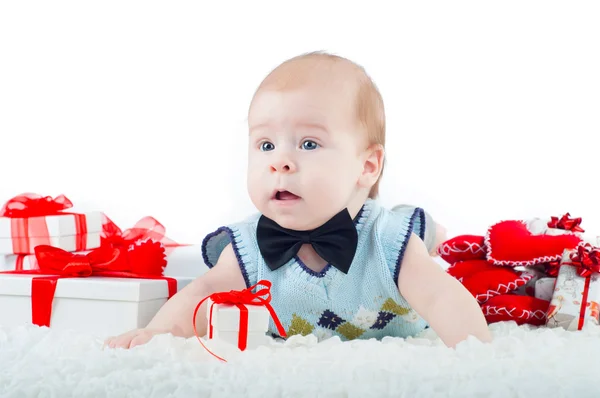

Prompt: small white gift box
[
  {"left": 0, "top": 274, "right": 192, "bottom": 338},
  {"left": 0, "top": 212, "right": 103, "bottom": 254},
  {"left": 206, "top": 298, "right": 270, "bottom": 350}
]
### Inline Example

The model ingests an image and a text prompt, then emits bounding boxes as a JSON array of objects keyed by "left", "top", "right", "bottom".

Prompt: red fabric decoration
[
  {"left": 447, "top": 259, "right": 493, "bottom": 280},
  {"left": 485, "top": 220, "right": 582, "bottom": 267},
  {"left": 447, "top": 260, "right": 533, "bottom": 304},
  {"left": 126, "top": 240, "right": 168, "bottom": 276},
  {"left": 481, "top": 294, "right": 550, "bottom": 326},
  {"left": 437, "top": 235, "right": 486, "bottom": 264}
]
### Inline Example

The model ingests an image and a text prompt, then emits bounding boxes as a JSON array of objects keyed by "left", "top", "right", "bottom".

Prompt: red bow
[
  {"left": 35, "top": 245, "right": 125, "bottom": 277},
  {"left": 34, "top": 242, "right": 169, "bottom": 277},
  {"left": 0, "top": 193, "right": 73, "bottom": 218},
  {"left": 101, "top": 214, "right": 182, "bottom": 256},
  {"left": 548, "top": 213, "right": 585, "bottom": 233},
  {"left": 192, "top": 280, "right": 287, "bottom": 362},
  {"left": 569, "top": 243, "right": 600, "bottom": 277}
]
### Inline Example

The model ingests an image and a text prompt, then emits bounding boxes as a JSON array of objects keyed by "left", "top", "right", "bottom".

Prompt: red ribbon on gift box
[
  {"left": 568, "top": 243, "right": 600, "bottom": 278},
  {"left": 0, "top": 193, "right": 88, "bottom": 254},
  {"left": 192, "top": 280, "right": 287, "bottom": 362},
  {"left": 545, "top": 244, "right": 600, "bottom": 278},
  {"left": 547, "top": 213, "right": 585, "bottom": 233},
  {"left": 1, "top": 242, "right": 177, "bottom": 328}
]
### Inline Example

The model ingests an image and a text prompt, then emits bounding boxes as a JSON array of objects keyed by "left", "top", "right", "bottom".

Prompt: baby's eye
[
  {"left": 260, "top": 141, "right": 275, "bottom": 151},
  {"left": 301, "top": 140, "right": 319, "bottom": 150}
]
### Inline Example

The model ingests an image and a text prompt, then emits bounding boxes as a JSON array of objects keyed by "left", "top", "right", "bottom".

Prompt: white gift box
[
  {"left": 0, "top": 274, "right": 192, "bottom": 338},
  {"left": 0, "top": 212, "right": 103, "bottom": 254},
  {"left": 534, "top": 277, "right": 556, "bottom": 302},
  {"left": 163, "top": 244, "right": 209, "bottom": 277},
  {"left": 206, "top": 298, "right": 270, "bottom": 350},
  {"left": 0, "top": 253, "right": 39, "bottom": 271}
]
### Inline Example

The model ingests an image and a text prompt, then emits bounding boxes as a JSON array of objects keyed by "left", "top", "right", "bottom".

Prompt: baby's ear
[{"left": 359, "top": 144, "right": 384, "bottom": 188}]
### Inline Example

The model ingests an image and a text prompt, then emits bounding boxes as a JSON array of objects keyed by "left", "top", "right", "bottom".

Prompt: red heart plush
[
  {"left": 485, "top": 220, "right": 582, "bottom": 267},
  {"left": 447, "top": 260, "right": 534, "bottom": 304},
  {"left": 437, "top": 235, "right": 486, "bottom": 264},
  {"left": 481, "top": 294, "right": 550, "bottom": 326},
  {"left": 447, "top": 259, "right": 497, "bottom": 280}
]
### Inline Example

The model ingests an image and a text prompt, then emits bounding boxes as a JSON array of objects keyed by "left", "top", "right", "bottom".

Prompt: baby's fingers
[
  {"left": 104, "top": 329, "right": 141, "bottom": 349},
  {"left": 129, "top": 332, "right": 154, "bottom": 349}
]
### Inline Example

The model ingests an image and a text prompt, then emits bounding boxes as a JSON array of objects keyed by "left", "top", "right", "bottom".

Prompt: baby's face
[{"left": 247, "top": 81, "right": 366, "bottom": 231}]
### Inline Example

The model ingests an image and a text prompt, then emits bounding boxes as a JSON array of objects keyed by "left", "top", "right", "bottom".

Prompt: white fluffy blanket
[{"left": 1, "top": 322, "right": 598, "bottom": 397}]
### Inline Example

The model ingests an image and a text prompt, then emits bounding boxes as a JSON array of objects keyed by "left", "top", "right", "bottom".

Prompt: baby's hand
[
  {"left": 104, "top": 327, "right": 173, "bottom": 349},
  {"left": 431, "top": 222, "right": 448, "bottom": 256}
]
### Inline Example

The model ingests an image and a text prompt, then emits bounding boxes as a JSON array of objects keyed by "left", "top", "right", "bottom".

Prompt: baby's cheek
[
  {"left": 246, "top": 171, "right": 266, "bottom": 199},
  {"left": 308, "top": 166, "right": 353, "bottom": 201}
]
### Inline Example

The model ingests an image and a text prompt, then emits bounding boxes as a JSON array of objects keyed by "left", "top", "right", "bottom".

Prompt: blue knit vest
[{"left": 201, "top": 199, "right": 429, "bottom": 341}]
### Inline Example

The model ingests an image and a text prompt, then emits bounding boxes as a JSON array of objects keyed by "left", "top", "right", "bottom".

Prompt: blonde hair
[{"left": 252, "top": 51, "right": 386, "bottom": 198}]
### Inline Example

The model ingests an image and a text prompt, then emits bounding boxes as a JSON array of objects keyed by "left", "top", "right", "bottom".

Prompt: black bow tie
[{"left": 256, "top": 208, "right": 359, "bottom": 274}]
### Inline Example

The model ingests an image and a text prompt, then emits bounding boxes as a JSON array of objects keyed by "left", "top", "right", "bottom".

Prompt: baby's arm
[
  {"left": 146, "top": 243, "right": 246, "bottom": 336},
  {"left": 420, "top": 209, "right": 448, "bottom": 256},
  {"left": 397, "top": 233, "right": 492, "bottom": 348},
  {"left": 106, "top": 243, "right": 246, "bottom": 349},
  {"left": 429, "top": 222, "right": 447, "bottom": 256}
]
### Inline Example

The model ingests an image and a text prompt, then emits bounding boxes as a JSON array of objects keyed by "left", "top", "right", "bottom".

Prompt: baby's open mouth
[{"left": 275, "top": 190, "right": 301, "bottom": 200}]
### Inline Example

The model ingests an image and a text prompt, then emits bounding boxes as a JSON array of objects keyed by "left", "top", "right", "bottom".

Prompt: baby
[{"left": 106, "top": 52, "right": 492, "bottom": 349}]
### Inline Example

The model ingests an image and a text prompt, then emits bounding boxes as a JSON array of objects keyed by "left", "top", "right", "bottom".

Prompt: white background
[{"left": 1, "top": 1, "right": 599, "bottom": 246}]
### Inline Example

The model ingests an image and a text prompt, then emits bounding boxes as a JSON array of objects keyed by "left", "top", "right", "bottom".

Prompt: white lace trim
[
  {"left": 437, "top": 240, "right": 486, "bottom": 257},
  {"left": 483, "top": 304, "right": 547, "bottom": 321},
  {"left": 474, "top": 273, "right": 534, "bottom": 304}
]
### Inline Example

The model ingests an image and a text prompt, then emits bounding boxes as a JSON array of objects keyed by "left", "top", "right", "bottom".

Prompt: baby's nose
[{"left": 270, "top": 158, "right": 296, "bottom": 173}]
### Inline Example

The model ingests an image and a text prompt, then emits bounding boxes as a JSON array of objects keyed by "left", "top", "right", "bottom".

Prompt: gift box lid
[
  {"left": 0, "top": 274, "right": 192, "bottom": 302},
  {"left": 207, "top": 298, "right": 270, "bottom": 332},
  {"left": 0, "top": 211, "right": 103, "bottom": 239}
]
